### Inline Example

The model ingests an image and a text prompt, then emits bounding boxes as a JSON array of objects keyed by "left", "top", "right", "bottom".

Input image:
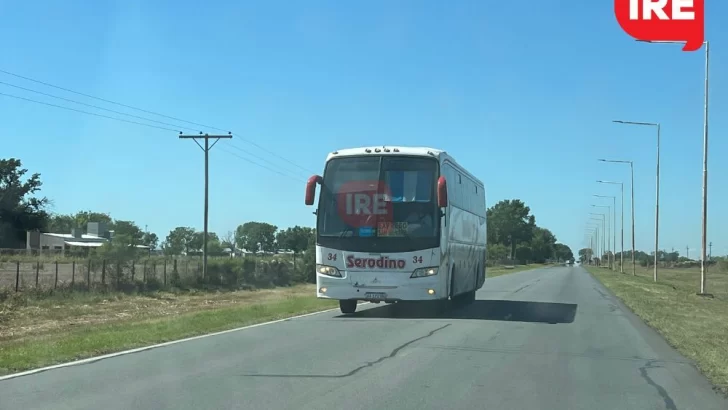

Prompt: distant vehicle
[
  {"left": 305, "top": 146, "right": 487, "bottom": 314},
  {"left": 567, "top": 259, "right": 574, "bottom": 265}
]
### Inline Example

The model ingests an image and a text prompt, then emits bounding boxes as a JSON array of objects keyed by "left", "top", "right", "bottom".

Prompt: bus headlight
[
  {"left": 411, "top": 266, "right": 438, "bottom": 278},
  {"left": 316, "top": 264, "right": 342, "bottom": 277}
]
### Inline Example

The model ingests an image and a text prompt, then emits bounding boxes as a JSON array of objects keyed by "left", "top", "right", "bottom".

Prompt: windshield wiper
[{"left": 339, "top": 226, "right": 355, "bottom": 239}]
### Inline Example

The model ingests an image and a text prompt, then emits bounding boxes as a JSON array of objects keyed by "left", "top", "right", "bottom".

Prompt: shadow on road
[{"left": 337, "top": 300, "right": 578, "bottom": 324}]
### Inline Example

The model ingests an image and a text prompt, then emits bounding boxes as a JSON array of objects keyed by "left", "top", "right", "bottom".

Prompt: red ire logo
[
  {"left": 615, "top": 0, "right": 705, "bottom": 51},
  {"left": 336, "top": 180, "right": 393, "bottom": 228}
]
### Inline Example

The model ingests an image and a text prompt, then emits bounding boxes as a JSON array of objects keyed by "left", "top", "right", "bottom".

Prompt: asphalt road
[{"left": 1, "top": 265, "right": 726, "bottom": 410}]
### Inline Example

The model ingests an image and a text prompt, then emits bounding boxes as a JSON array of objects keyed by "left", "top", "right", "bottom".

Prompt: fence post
[
  {"left": 101, "top": 260, "right": 106, "bottom": 285},
  {"left": 54, "top": 261, "right": 59, "bottom": 289},
  {"left": 116, "top": 261, "right": 121, "bottom": 288},
  {"left": 143, "top": 260, "right": 147, "bottom": 282},
  {"left": 163, "top": 259, "right": 167, "bottom": 286},
  {"left": 87, "top": 259, "right": 91, "bottom": 291},
  {"left": 35, "top": 261, "right": 40, "bottom": 288},
  {"left": 72, "top": 260, "right": 76, "bottom": 286},
  {"left": 15, "top": 261, "right": 20, "bottom": 292},
  {"left": 131, "top": 261, "right": 136, "bottom": 281}
]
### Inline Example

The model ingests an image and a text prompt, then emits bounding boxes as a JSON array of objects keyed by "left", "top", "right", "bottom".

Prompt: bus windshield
[{"left": 317, "top": 155, "right": 440, "bottom": 252}]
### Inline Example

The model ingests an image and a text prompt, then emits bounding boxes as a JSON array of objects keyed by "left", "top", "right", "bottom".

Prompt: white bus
[{"left": 304, "top": 146, "right": 487, "bottom": 314}]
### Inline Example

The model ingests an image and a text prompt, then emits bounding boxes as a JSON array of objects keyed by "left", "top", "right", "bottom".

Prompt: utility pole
[
  {"left": 709, "top": 242, "right": 712, "bottom": 260},
  {"left": 179, "top": 132, "right": 233, "bottom": 278},
  {"left": 686, "top": 245, "right": 690, "bottom": 260}
]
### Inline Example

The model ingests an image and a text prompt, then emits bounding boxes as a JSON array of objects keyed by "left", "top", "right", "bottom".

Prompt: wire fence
[{"left": 0, "top": 254, "right": 311, "bottom": 293}]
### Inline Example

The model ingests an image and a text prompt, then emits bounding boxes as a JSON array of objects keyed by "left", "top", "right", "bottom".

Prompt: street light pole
[
  {"left": 630, "top": 161, "right": 635, "bottom": 275},
  {"left": 592, "top": 206, "right": 611, "bottom": 268},
  {"left": 637, "top": 39, "right": 710, "bottom": 292},
  {"left": 587, "top": 226, "right": 598, "bottom": 264},
  {"left": 599, "top": 160, "right": 635, "bottom": 275},
  {"left": 594, "top": 195, "right": 617, "bottom": 271},
  {"left": 587, "top": 229, "right": 597, "bottom": 264},
  {"left": 590, "top": 213, "right": 605, "bottom": 267},
  {"left": 701, "top": 41, "right": 710, "bottom": 294},
  {"left": 589, "top": 228, "right": 599, "bottom": 265},
  {"left": 613, "top": 120, "right": 660, "bottom": 282},
  {"left": 597, "top": 182, "right": 624, "bottom": 273}
]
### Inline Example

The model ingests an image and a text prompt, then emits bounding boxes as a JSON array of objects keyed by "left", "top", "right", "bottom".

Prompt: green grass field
[
  {"left": 586, "top": 265, "right": 728, "bottom": 394},
  {"left": 0, "top": 285, "right": 336, "bottom": 375}
]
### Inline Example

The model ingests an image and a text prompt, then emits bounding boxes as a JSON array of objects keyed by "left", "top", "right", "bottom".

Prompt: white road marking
[{"left": 0, "top": 302, "right": 370, "bottom": 381}]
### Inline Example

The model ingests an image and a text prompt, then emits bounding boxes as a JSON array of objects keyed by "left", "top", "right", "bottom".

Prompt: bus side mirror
[
  {"left": 305, "top": 175, "right": 322, "bottom": 206},
  {"left": 437, "top": 176, "right": 448, "bottom": 208}
]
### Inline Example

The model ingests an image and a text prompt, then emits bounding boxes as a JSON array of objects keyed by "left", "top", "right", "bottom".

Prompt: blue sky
[{"left": 1, "top": 1, "right": 726, "bottom": 256}]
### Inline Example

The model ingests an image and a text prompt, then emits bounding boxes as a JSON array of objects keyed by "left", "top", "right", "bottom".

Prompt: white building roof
[
  {"left": 45, "top": 233, "right": 107, "bottom": 241},
  {"left": 64, "top": 241, "right": 104, "bottom": 248}
]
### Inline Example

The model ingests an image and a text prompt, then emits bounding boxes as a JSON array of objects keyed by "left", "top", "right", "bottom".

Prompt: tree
[
  {"left": 276, "top": 226, "right": 315, "bottom": 269},
  {"left": 164, "top": 227, "right": 196, "bottom": 255},
  {"left": 486, "top": 243, "right": 509, "bottom": 264},
  {"left": 528, "top": 226, "right": 557, "bottom": 263},
  {"left": 73, "top": 211, "right": 113, "bottom": 232},
  {"left": 0, "top": 158, "right": 50, "bottom": 248},
  {"left": 190, "top": 231, "right": 223, "bottom": 254},
  {"left": 142, "top": 232, "right": 159, "bottom": 250},
  {"left": 578, "top": 248, "right": 593, "bottom": 264},
  {"left": 221, "top": 230, "right": 236, "bottom": 250},
  {"left": 486, "top": 199, "right": 536, "bottom": 258},
  {"left": 46, "top": 214, "right": 75, "bottom": 233},
  {"left": 236, "top": 222, "right": 278, "bottom": 253},
  {"left": 113, "top": 220, "right": 144, "bottom": 247},
  {"left": 554, "top": 243, "right": 574, "bottom": 262}
]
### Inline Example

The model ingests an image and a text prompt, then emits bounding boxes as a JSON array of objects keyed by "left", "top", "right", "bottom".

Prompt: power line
[
  {"left": 224, "top": 143, "right": 301, "bottom": 177},
  {"left": 0, "top": 68, "right": 316, "bottom": 174},
  {"left": 218, "top": 146, "right": 306, "bottom": 183},
  {"left": 0, "top": 89, "right": 307, "bottom": 183},
  {"left": 0, "top": 92, "right": 180, "bottom": 132},
  {"left": 0, "top": 69, "right": 211, "bottom": 129},
  {"left": 0, "top": 80, "right": 203, "bottom": 133}
]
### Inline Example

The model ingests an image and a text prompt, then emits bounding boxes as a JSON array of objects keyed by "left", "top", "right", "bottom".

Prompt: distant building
[{"left": 26, "top": 222, "right": 149, "bottom": 255}]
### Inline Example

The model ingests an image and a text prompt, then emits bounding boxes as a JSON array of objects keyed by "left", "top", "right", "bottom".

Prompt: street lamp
[
  {"left": 613, "top": 119, "right": 660, "bottom": 282},
  {"left": 637, "top": 39, "right": 710, "bottom": 293},
  {"left": 585, "top": 229, "right": 597, "bottom": 264},
  {"left": 590, "top": 213, "right": 606, "bottom": 267},
  {"left": 586, "top": 229, "right": 597, "bottom": 265},
  {"left": 597, "top": 185, "right": 623, "bottom": 273},
  {"left": 599, "top": 159, "right": 635, "bottom": 275},
  {"left": 594, "top": 196, "right": 617, "bottom": 271},
  {"left": 592, "top": 205, "right": 612, "bottom": 269}
]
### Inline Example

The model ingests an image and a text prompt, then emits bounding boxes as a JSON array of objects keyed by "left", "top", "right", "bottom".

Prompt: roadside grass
[
  {"left": 487, "top": 263, "right": 555, "bottom": 278},
  {"left": 587, "top": 265, "right": 728, "bottom": 394},
  {"left": 0, "top": 284, "right": 336, "bottom": 375}
]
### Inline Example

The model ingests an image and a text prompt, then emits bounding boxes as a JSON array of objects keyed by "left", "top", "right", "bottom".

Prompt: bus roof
[
  {"left": 326, "top": 146, "right": 445, "bottom": 162},
  {"left": 325, "top": 146, "right": 483, "bottom": 187}
]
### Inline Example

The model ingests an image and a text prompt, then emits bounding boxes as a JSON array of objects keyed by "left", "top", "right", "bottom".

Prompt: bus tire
[
  {"left": 462, "top": 290, "right": 476, "bottom": 305},
  {"left": 339, "top": 300, "right": 357, "bottom": 314}
]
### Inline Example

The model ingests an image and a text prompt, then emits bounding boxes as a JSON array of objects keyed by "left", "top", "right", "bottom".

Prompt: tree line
[
  {"left": 578, "top": 247, "right": 728, "bottom": 270},
  {"left": 2, "top": 158, "right": 574, "bottom": 264},
  {"left": 485, "top": 199, "right": 574, "bottom": 264}
]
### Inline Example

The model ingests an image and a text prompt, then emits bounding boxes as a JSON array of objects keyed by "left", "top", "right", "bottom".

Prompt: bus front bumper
[{"left": 316, "top": 274, "right": 444, "bottom": 302}]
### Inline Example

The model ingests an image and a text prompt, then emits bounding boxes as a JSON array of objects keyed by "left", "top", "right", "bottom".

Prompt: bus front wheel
[{"left": 339, "top": 300, "right": 357, "bottom": 314}]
